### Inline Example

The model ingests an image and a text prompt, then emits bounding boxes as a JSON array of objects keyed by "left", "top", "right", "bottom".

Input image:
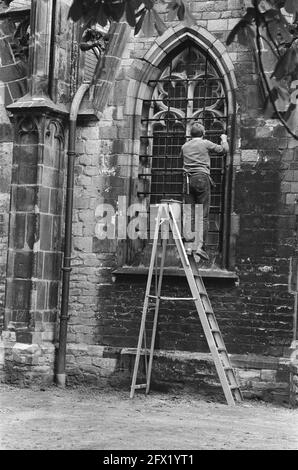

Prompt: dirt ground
[{"left": 0, "top": 383, "right": 298, "bottom": 450}]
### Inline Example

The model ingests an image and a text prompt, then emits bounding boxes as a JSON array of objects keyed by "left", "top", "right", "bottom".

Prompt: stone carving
[
  {"left": 79, "top": 27, "right": 109, "bottom": 58},
  {"left": 18, "top": 116, "right": 37, "bottom": 133}
]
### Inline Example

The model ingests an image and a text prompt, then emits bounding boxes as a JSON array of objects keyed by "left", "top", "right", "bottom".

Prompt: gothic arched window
[{"left": 138, "top": 43, "right": 229, "bottom": 266}]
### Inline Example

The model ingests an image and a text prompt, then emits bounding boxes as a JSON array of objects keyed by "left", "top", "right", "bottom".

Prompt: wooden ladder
[{"left": 130, "top": 201, "right": 242, "bottom": 406}]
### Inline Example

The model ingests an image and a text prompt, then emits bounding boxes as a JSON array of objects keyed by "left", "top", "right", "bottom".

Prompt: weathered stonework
[
  {"left": 63, "top": 345, "right": 291, "bottom": 405},
  {"left": 4, "top": 113, "right": 65, "bottom": 345},
  {"left": 0, "top": 2, "right": 29, "bottom": 331},
  {"left": 0, "top": 330, "right": 55, "bottom": 385},
  {"left": 0, "top": 0, "right": 297, "bottom": 404}
]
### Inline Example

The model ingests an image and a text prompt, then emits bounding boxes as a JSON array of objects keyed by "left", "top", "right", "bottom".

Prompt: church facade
[{"left": 0, "top": 0, "right": 297, "bottom": 405}]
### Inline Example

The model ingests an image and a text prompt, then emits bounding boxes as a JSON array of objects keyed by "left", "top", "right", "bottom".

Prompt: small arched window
[{"left": 138, "top": 42, "right": 229, "bottom": 266}]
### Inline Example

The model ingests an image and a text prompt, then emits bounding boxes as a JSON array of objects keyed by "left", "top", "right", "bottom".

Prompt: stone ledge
[
  {"left": 112, "top": 266, "right": 239, "bottom": 282},
  {"left": 7, "top": 95, "right": 69, "bottom": 116}
]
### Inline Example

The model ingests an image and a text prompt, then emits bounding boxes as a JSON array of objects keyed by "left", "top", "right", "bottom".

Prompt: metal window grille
[{"left": 138, "top": 44, "right": 228, "bottom": 256}]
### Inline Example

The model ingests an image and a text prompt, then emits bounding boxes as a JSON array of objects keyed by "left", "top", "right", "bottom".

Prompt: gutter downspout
[{"left": 56, "top": 83, "right": 90, "bottom": 387}]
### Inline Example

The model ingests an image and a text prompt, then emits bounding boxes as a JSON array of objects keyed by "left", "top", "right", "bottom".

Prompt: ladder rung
[
  {"left": 204, "top": 309, "right": 214, "bottom": 314},
  {"left": 147, "top": 295, "right": 199, "bottom": 301},
  {"left": 133, "top": 384, "right": 147, "bottom": 390},
  {"left": 199, "top": 292, "right": 208, "bottom": 298},
  {"left": 211, "top": 328, "right": 220, "bottom": 333},
  {"left": 230, "top": 385, "right": 241, "bottom": 390},
  {"left": 217, "top": 347, "right": 227, "bottom": 353}
]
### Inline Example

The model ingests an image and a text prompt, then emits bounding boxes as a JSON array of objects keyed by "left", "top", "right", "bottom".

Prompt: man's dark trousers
[{"left": 185, "top": 172, "right": 210, "bottom": 249}]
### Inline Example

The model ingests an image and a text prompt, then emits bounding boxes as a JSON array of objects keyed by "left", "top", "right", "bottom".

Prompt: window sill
[{"left": 112, "top": 266, "right": 239, "bottom": 282}]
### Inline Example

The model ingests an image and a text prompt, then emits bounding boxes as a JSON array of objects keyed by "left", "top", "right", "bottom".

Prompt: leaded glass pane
[{"left": 139, "top": 44, "right": 228, "bottom": 259}]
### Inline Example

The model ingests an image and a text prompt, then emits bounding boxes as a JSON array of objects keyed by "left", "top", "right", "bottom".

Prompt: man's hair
[{"left": 190, "top": 123, "right": 205, "bottom": 138}]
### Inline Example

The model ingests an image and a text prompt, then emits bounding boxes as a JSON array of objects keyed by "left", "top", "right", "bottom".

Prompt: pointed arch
[{"left": 127, "top": 24, "right": 237, "bottom": 120}]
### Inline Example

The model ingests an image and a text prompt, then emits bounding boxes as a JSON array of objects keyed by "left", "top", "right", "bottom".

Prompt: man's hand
[{"left": 220, "top": 134, "right": 229, "bottom": 154}]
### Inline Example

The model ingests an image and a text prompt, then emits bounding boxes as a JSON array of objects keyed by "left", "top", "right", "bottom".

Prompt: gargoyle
[{"left": 79, "top": 28, "right": 109, "bottom": 58}]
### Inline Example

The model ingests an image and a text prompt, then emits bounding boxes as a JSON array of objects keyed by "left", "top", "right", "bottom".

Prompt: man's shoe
[
  {"left": 195, "top": 247, "right": 209, "bottom": 261},
  {"left": 183, "top": 235, "right": 195, "bottom": 243},
  {"left": 185, "top": 247, "right": 193, "bottom": 256}
]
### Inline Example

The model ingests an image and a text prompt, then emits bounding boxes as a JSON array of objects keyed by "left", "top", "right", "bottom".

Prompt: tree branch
[{"left": 260, "top": 34, "right": 279, "bottom": 57}]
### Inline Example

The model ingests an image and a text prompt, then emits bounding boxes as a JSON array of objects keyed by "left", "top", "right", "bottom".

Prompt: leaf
[
  {"left": 143, "top": 0, "right": 154, "bottom": 9},
  {"left": 262, "top": 7, "right": 293, "bottom": 42},
  {"left": 271, "top": 47, "right": 298, "bottom": 80},
  {"left": 263, "top": 83, "right": 291, "bottom": 117},
  {"left": 126, "top": 0, "right": 136, "bottom": 27},
  {"left": 134, "top": 8, "right": 146, "bottom": 35},
  {"left": 68, "top": 0, "right": 84, "bottom": 21},
  {"left": 135, "top": 6, "right": 146, "bottom": 18},
  {"left": 263, "top": 93, "right": 276, "bottom": 118},
  {"left": 227, "top": 19, "right": 253, "bottom": 46},
  {"left": 78, "top": 5, "right": 100, "bottom": 41},
  {"left": 183, "top": 5, "right": 197, "bottom": 26},
  {"left": 245, "top": 7, "right": 257, "bottom": 22},
  {"left": 141, "top": 9, "right": 156, "bottom": 36},
  {"left": 284, "top": 102, "right": 298, "bottom": 131},
  {"left": 131, "top": 0, "right": 143, "bottom": 8},
  {"left": 105, "top": 1, "right": 125, "bottom": 22},
  {"left": 238, "top": 25, "right": 255, "bottom": 46},
  {"left": 275, "top": 84, "right": 291, "bottom": 112},
  {"left": 96, "top": 4, "right": 108, "bottom": 28},
  {"left": 152, "top": 8, "right": 167, "bottom": 35},
  {"left": 266, "top": 18, "right": 293, "bottom": 42},
  {"left": 167, "top": 8, "right": 178, "bottom": 21},
  {"left": 226, "top": 7, "right": 257, "bottom": 46},
  {"left": 167, "top": 0, "right": 180, "bottom": 21}
]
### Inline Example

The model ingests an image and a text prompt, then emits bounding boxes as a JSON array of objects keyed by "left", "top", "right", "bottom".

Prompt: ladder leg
[
  {"left": 168, "top": 208, "right": 241, "bottom": 405},
  {"left": 130, "top": 206, "right": 163, "bottom": 398},
  {"left": 143, "top": 328, "right": 148, "bottom": 379},
  {"left": 146, "top": 236, "right": 167, "bottom": 394}
]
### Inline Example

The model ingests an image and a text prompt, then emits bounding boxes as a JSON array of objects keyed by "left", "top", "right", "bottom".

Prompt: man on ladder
[
  {"left": 130, "top": 198, "right": 243, "bottom": 405},
  {"left": 182, "top": 123, "right": 229, "bottom": 261},
  {"left": 129, "top": 124, "right": 242, "bottom": 405}
]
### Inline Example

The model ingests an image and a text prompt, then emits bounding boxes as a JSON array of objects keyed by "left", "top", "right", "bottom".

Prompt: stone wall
[
  {"left": 0, "top": 5, "right": 29, "bottom": 330},
  {"left": 67, "top": 0, "right": 294, "bottom": 359},
  {"left": 63, "top": 344, "right": 291, "bottom": 405},
  {"left": 67, "top": 275, "right": 292, "bottom": 358},
  {"left": 0, "top": 330, "right": 55, "bottom": 385}
]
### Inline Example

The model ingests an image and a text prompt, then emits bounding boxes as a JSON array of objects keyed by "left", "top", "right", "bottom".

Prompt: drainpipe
[{"left": 56, "top": 83, "right": 90, "bottom": 387}]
